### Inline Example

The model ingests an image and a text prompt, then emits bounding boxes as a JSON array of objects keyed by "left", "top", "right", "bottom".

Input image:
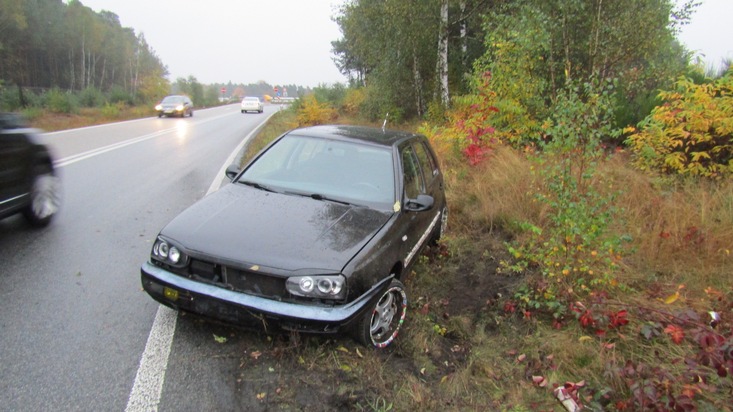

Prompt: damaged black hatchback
[{"left": 141, "top": 125, "right": 447, "bottom": 347}]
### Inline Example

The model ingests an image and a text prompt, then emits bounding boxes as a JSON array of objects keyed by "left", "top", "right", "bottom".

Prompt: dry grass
[{"left": 599, "top": 154, "right": 733, "bottom": 296}]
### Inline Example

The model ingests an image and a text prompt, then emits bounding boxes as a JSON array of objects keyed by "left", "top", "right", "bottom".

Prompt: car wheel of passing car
[
  {"left": 356, "top": 279, "right": 407, "bottom": 348},
  {"left": 22, "top": 165, "right": 61, "bottom": 227}
]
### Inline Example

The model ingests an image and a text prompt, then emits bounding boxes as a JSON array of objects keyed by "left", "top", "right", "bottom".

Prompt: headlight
[
  {"left": 286, "top": 275, "right": 346, "bottom": 300},
  {"left": 151, "top": 237, "right": 189, "bottom": 268},
  {"left": 175, "top": 104, "right": 184, "bottom": 111},
  {"left": 155, "top": 104, "right": 162, "bottom": 110}
]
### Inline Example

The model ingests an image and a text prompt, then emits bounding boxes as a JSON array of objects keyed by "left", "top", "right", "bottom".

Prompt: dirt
[{"left": 170, "top": 229, "right": 521, "bottom": 411}]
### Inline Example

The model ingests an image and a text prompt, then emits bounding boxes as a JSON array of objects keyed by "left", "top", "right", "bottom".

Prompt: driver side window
[{"left": 401, "top": 145, "right": 424, "bottom": 200}]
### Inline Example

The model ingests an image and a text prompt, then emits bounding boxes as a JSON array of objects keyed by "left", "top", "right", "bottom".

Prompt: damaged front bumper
[{"left": 140, "top": 261, "right": 390, "bottom": 334}]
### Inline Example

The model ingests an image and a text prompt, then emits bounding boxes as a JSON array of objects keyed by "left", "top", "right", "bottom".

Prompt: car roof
[{"left": 286, "top": 125, "right": 421, "bottom": 148}]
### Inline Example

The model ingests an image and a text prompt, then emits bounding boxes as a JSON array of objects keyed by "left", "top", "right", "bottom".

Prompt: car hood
[{"left": 159, "top": 184, "right": 392, "bottom": 274}]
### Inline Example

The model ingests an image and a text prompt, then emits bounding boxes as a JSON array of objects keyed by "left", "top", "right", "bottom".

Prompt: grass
[{"left": 27, "top": 104, "right": 731, "bottom": 410}]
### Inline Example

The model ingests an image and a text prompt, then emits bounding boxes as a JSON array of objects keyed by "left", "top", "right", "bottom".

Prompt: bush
[
  {"left": 108, "top": 86, "right": 134, "bottom": 106},
  {"left": 78, "top": 87, "right": 106, "bottom": 107},
  {"left": 45, "top": 88, "right": 79, "bottom": 114},
  {"left": 296, "top": 95, "right": 337, "bottom": 126},
  {"left": 626, "top": 71, "right": 733, "bottom": 178}
]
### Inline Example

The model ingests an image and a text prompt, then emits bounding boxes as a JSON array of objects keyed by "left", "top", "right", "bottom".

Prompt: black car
[
  {"left": 155, "top": 95, "right": 194, "bottom": 118},
  {"left": 141, "top": 125, "right": 447, "bottom": 347},
  {"left": 0, "top": 113, "right": 61, "bottom": 226}
]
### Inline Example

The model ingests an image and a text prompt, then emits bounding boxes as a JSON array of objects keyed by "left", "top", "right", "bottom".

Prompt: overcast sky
[
  {"left": 676, "top": 0, "right": 733, "bottom": 71},
  {"left": 78, "top": 0, "right": 731, "bottom": 88},
  {"left": 79, "top": 0, "right": 349, "bottom": 87}
]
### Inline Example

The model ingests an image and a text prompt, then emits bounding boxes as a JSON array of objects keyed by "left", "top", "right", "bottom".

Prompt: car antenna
[{"left": 382, "top": 112, "right": 389, "bottom": 131}]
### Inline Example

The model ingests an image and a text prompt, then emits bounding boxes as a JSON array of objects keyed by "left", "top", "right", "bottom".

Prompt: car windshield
[
  {"left": 237, "top": 135, "right": 395, "bottom": 208},
  {"left": 161, "top": 96, "right": 184, "bottom": 103}
]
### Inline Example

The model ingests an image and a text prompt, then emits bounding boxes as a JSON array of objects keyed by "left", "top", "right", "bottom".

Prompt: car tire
[
  {"left": 241, "top": 110, "right": 245, "bottom": 114},
  {"left": 190, "top": 110, "right": 193, "bottom": 117},
  {"left": 355, "top": 279, "right": 407, "bottom": 348},
  {"left": 22, "top": 164, "right": 61, "bottom": 227}
]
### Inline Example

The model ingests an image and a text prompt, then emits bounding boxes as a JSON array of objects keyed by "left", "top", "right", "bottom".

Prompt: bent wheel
[{"left": 356, "top": 279, "right": 407, "bottom": 348}]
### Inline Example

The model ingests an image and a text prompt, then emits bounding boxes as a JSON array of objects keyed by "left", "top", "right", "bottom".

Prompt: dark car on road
[
  {"left": 155, "top": 95, "right": 194, "bottom": 118},
  {"left": 141, "top": 125, "right": 447, "bottom": 347},
  {"left": 0, "top": 113, "right": 61, "bottom": 226}
]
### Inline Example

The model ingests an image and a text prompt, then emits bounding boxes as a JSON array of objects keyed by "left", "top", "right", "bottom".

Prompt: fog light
[{"left": 164, "top": 287, "right": 179, "bottom": 301}]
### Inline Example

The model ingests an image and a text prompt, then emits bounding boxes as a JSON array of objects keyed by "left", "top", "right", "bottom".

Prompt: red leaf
[{"left": 664, "top": 324, "right": 685, "bottom": 344}]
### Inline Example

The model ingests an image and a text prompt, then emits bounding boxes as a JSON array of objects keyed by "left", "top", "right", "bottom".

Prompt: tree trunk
[{"left": 437, "top": 0, "right": 449, "bottom": 107}]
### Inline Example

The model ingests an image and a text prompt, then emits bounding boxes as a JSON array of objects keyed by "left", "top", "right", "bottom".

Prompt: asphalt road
[{"left": 0, "top": 104, "right": 275, "bottom": 411}]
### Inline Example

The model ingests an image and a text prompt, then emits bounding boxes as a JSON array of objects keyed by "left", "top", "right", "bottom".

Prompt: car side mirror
[
  {"left": 225, "top": 164, "right": 240, "bottom": 180},
  {"left": 405, "top": 194, "right": 434, "bottom": 212}
]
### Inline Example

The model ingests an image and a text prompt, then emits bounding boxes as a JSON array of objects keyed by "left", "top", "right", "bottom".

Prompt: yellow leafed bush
[{"left": 627, "top": 70, "right": 733, "bottom": 178}]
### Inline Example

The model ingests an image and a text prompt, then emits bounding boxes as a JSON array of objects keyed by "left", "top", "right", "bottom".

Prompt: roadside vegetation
[{"left": 3, "top": 0, "right": 731, "bottom": 410}]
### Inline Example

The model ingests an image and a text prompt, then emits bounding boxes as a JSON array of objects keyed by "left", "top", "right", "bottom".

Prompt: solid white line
[
  {"left": 125, "top": 111, "right": 277, "bottom": 412},
  {"left": 124, "top": 306, "right": 177, "bottom": 412}
]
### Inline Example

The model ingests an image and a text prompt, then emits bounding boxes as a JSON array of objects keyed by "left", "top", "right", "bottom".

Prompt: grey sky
[
  {"left": 79, "top": 0, "right": 731, "bottom": 88},
  {"left": 80, "top": 0, "right": 349, "bottom": 87},
  {"left": 676, "top": 0, "right": 733, "bottom": 71}
]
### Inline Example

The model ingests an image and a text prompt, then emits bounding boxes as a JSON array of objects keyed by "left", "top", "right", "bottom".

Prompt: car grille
[{"left": 162, "top": 258, "right": 287, "bottom": 300}]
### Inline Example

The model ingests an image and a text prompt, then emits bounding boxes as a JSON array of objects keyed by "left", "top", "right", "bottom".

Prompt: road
[{"left": 0, "top": 104, "right": 275, "bottom": 411}]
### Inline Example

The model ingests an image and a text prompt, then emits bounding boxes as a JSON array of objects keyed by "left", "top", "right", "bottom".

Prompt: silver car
[{"left": 241, "top": 96, "right": 264, "bottom": 114}]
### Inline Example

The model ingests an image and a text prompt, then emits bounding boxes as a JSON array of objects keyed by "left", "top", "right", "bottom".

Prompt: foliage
[
  {"left": 506, "top": 80, "right": 628, "bottom": 317},
  {"left": 108, "top": 86, "right": 134, "bottom": 106},
  {"left": 333, "top": 0, "right": 492, "bottom": 117},
  {"left": 78, "top": 87, "right": 106, "bottom": 107},
  {"left": 0, "top": 0, "right": 167, "bottom": 101},
  {"left": 477, "top": 0, "right": 690, "bottom": 136},
  {"left": 44, "top": 88, "right": 79, "bottom": 114},
  {"left": 296, "top": 95, "right": 337, "bottom": 127},
  {"left": 341, "top": 87, "right": 366, "bottom": 117},
  {"left": 626, "top": 70, "right": 733, "bottom": 178},
  {"left": 313, "top": 83, "right": 347, "bottom": 109}
]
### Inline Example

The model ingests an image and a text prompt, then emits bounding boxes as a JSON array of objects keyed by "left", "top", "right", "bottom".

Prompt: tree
[{"left": 332, "top": 0, "right": 492, "bottom": 119}]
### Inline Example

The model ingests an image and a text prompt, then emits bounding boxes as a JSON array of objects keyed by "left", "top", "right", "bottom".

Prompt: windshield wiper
[
  {"left": 239, "top": 180, "right": 276, "bottom": 193},
  {"left": 308, "top": 193, "right": 353, "bottom": 206}
]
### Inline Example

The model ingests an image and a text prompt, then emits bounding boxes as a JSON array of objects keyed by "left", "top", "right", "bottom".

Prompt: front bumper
[{"left": 141, "top": 261, "right": 390, "bottom": 334}]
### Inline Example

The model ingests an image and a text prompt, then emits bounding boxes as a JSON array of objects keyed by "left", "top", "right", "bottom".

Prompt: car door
[
  {"left": 395, "top": 139, "right": 442, "bottom": 270},
  {"left": 0, "top": 124, "right": 33, "bottom": 216}
]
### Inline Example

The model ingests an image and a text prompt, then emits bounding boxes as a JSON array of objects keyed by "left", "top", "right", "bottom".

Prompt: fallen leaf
[
  {"left": 663, "top": 291, "right": 680, "bottom": 304},
  {"left": 340, "top": 364, "right": 352, "bottom": 372},
  {"left": 250, "top": 351, "right": 262, "bottom": 360},
  {"left": 579, "top": 336, "right": 593, "bottom": 342},
  {"left": 517, "top": 354, "right": 526, "bottom": 363},
  {"left": 337, "top": 346, "right": 350, "bottom": 353},
  {"left": 213, "top": 334, "right": 227, "bottom": 344},
  {"left": 256, "top": 392, "right": 266, "bottom": 401},
  {"left": 356, "top": 348, "right": 363, "bottom": 358}
]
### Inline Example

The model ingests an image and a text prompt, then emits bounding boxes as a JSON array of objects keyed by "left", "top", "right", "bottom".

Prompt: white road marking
[
  {"left": 125, "top": 112, "right": 275, "bottom": 412},
  {"left": 53, "top": 110, "right": 241, "bottom": 168}
]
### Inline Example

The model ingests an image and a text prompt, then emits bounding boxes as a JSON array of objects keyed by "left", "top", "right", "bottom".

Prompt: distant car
[
  {"left": 155, "top": 95, "right": 193, "bottom": 118},
  {"left": 0, "top": 113, "right": 61, "bottom": 226},
  {"left": 141, "top": 125, "right": 447, "bottom": 348},
  {"left": 241, "top": 96, "right": 264, "bottom": 113}
]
